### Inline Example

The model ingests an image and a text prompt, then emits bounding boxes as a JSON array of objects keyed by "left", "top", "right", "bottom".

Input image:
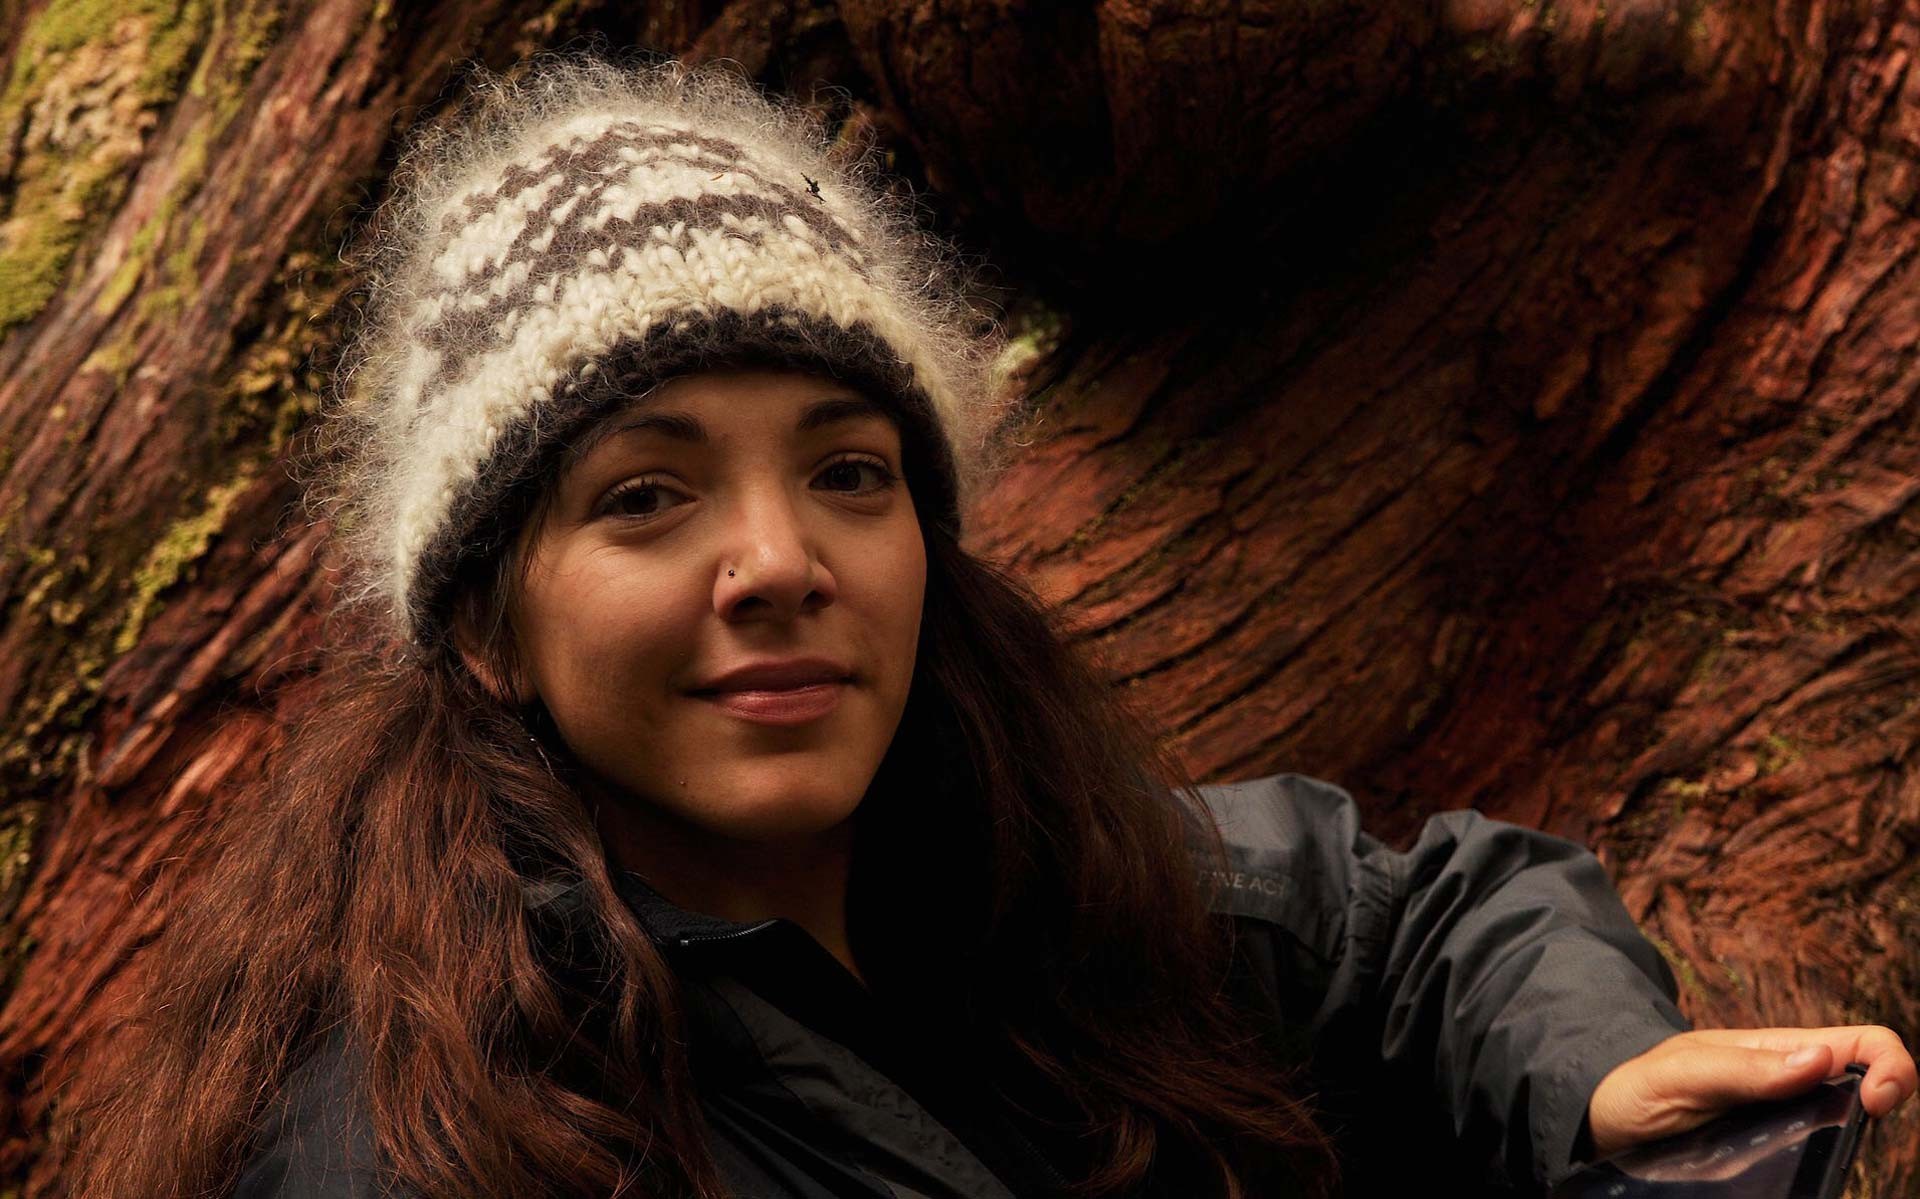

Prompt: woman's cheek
[{"left": 540, "top": 604, "right": 686, "bottom": 767}]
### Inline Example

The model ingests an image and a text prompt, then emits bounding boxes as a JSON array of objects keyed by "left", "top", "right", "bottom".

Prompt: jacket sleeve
[{"left": 1190, "top": 772, "right": 1693, "bottom": 1196}]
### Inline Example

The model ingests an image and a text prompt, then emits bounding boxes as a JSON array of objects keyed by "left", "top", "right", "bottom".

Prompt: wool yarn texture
[{"left": 328, "top": 59, "right": 1009, "bottom": 651}]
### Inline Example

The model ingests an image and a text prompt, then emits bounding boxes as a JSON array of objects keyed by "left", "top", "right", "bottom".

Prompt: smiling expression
[{"left": 497, "top": 367, "right": 928, "bottom": 860}]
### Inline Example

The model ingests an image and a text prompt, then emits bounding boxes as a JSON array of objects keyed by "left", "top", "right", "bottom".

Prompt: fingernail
[
  {"left": 1784, "top": 1047, "right": 1823, "bottom": 1069},
  {"left": 1877, "top": 1079, "right": 1902, "bottom": 1104}
]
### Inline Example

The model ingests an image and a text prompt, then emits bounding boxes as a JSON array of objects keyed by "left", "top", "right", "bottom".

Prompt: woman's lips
[{"left": 697, "top": 681, "right": 844, "bottom": 726}]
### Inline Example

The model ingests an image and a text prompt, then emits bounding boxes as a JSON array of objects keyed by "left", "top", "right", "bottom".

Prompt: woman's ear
[{"left": 450, "top": 595, "right": 537, "bottom": 707}]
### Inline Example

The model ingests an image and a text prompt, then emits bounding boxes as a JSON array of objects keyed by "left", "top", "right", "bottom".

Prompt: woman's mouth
[{"left": 695, "top": 682, "right": 844, "bottom": 726}]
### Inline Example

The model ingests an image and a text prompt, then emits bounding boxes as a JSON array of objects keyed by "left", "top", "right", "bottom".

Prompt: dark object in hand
[{"left": 1553, "top": 1064, "right": 1870, "bottom": 1199}]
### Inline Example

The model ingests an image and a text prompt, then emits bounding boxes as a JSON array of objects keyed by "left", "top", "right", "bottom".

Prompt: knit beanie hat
[{"left": 325, "top": 57, "right": 1011, "bottom": 652}]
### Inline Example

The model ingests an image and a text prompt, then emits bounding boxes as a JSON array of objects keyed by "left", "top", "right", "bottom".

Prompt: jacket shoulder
[
  {"left": 234, "top": 1028, "right": 417, "bottom": 1199},
  {"left": 1185, "top": 770, "right": 1384, "bottom": 960}
]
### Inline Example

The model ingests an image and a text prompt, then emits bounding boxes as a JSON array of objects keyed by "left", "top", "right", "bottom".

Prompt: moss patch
[
  {"left": 0, "top": 0, "right": 212, "bottom": 334},
  {"left": 989, "top": 294, "right": 1069, "bottom": 395},
  {"left": 1756, "top": 731, "right": 1802, "bottom": 774},
  {"left": 94, "top": 0, "right": 281, "bottom": 318},
  {"left": 0, "top": 225, "right": 346, "bottom": 816},
  {"left": 113, "top": 464, "right": 256, "bottom": 654},
  {"left": 1717, "top": 958, "right": 1750, "bottom": 999},
  {"left": 1645, "top": 933, "right": 1706, "bottom": 1002},
  {"left": 0, "top": 801, "right": 44, "bottom": 988}
]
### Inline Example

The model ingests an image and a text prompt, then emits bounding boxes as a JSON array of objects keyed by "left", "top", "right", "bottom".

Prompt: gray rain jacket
[{"left": 233, "top": 772, "right": 1693, "bottom": 1198}]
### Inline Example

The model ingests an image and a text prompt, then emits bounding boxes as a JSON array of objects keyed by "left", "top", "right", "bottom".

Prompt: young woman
[{"left": 62, "top": 55, "right": 1912, "bottom": 1199}]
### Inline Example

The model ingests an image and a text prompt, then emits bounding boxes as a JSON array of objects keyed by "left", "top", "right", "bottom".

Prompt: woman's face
[{"left": 503, "top": 366, "right": 927, "bottom": 850}]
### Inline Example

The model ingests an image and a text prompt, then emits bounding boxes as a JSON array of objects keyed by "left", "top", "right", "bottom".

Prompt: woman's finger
[
  {"left": 1652, "top": 1041, "right": 1833, "bottom": 1111},
  {"left": 1586, "top": 1039, "right": 1833, "bottom": 1156},
  {"left": 1657, "top": 1025, "right": 1915, "bottom": 1117}
]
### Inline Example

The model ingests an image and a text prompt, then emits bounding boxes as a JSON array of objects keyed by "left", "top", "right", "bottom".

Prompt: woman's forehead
[{"left": 562, "top": 371, "right": 900, "bottom": 468}]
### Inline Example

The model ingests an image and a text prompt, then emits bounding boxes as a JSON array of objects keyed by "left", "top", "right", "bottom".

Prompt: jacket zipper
[
  {"left": 674, "top": 919, "right": 780, "bottom": 948},
  {"left": 676, "top": 920, "right": 1074, "bottom": 1195},
  {"left": 1001, "top": 1117, "right": 1074, "bottom": 1194}
]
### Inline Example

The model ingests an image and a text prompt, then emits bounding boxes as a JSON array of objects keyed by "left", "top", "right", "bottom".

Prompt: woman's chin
[
  {"left": 715, "top": 797, "right": 865, "bottom": 844},
  {"left": 674, "top": 772, "right": 869, "bottom": 844}
]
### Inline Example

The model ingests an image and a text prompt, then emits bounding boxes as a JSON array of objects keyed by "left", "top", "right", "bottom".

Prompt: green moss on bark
[
  {"left": 0, "top": 800, "right": 44, "bottom": 991},
  {"left": 94, "top": 0, "right": 282, "bottom": 318},
  {"left": 0, "top": 235, "right": 345, "bottom": 815},
  {"left": 0, "top": 0, "right": 212, "bottom": 334},
  {"left": 113, "top": 465, "right": 256, "bottom": 655}
]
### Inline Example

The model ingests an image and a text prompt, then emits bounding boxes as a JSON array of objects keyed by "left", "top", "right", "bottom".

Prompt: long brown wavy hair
[
  {"left": 55, "top": 54, "right": 1343, "bottom": 1199},
  {"left": 56, "top": 476, "right": 1344, "bottom": 1198}
]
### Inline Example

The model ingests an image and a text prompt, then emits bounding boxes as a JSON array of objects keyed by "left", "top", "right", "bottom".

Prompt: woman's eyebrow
[{"left": 565, "top": 395, "right": 890, "bottom": 466}]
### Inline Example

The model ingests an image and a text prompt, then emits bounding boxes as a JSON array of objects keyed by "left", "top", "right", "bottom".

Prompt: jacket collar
[
  {"left": 517, "top": 870, "right": 782, "bottom": 951},
  {"left": 612, "top": 869, "right": 783, "bottom": 948}
]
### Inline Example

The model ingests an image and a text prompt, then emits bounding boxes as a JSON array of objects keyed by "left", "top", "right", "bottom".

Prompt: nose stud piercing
[{"left": 728, "top": 570, "right": 735, "bottom": 577}]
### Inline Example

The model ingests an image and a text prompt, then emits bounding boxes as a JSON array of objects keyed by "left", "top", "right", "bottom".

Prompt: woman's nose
[{"left": 713, "top": 488, "right": 834, "bottom": 620}]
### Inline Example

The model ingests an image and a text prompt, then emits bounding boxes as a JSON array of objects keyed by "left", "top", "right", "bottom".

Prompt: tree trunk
[{"left": 2, "top": 1, "right": 1914, "bottom": 1195}]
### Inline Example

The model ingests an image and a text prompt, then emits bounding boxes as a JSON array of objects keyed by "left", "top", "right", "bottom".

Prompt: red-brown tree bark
[{"left": 2, "top": 1, "right": 1915, "bottom": 1195}]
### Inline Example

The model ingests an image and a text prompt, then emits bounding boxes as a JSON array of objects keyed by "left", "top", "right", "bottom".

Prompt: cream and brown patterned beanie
[{"left": 327, "top": 57, "right": 1010, "bottom": 652}]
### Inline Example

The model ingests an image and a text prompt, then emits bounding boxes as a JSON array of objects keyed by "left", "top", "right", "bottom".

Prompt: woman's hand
[{"left": 1586, "top": 1025, "right": 1916, "bottom": 1159}]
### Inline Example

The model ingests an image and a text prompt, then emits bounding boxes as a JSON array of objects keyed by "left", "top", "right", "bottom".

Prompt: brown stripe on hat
[
  {"left": 428, "top": 121, "right": 855, "bottom": 297},
  {"left": 413, "top": 195, "right": 868, "bottom": 392},
  {"left": 444, "top": 118, "right": 785, "bottom": 228}
]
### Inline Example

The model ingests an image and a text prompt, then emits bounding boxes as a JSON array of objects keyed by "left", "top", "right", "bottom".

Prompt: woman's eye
[
  {"left": 596, "top": 457, "right": 896, "bottom": 523},
  {"left": 817, "top": 455, "right": 899, "bottom": 494},
  {"left": 599, "top": 477, "right": 688, "bottom": 522}
]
